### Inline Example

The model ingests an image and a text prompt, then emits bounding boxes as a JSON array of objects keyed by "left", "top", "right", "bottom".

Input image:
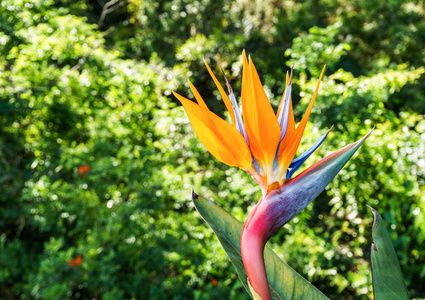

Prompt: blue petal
[
  {"left": 286, "top": 128, "right": 331, "bottom": 179},
  {"left": 220, "top": 66, "right": 250, "bottom": 146},
  {"left": 277, "top": 76, "right": 292, "bottom": 142}
]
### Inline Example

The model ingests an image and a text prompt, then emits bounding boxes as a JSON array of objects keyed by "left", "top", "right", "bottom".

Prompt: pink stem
[{"left": 241, "top": 197, "right": 272, "bottom": 300}]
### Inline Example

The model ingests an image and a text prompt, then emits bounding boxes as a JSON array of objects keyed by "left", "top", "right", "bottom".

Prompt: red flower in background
[
  {"left": 211, "top": 278, "right": 218, "bottom": 287},
  {"left": 78, "top": 164, "right": 89, "bottom": 177},
  {"left": 67, "top": 255, "right": 83, "bottom": 267}
]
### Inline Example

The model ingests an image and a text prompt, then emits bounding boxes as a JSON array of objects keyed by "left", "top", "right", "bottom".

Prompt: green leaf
[
  {"left": 368, "top": 206, "right": 409, "bottom": 300},
  {"left": 192, "top": 191, "right": 329, "bottom": 300}
]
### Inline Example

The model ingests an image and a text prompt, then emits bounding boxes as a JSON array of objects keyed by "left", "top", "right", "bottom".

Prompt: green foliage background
[{"left": 1, "top": 0, "right": 424, "bottom": 299}]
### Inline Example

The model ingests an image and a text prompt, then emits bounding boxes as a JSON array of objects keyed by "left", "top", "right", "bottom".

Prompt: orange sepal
[
  {"left": 241, "top": 51, "right": 265, "bottom": 168},
  {"left": 173, "top": 92, "right": 252, "bottom": 169},
  {"left": 188, "top": 80, "right": 208, "bottom": 109},
  {"left": 203, "top": 60, "right": 236, "bottom": 127},
  {"left": 244, "top": 57, "right": 281, "bottom": 173}
]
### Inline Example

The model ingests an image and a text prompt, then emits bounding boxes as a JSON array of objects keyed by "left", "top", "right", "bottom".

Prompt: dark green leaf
[{"left": 368, "top": 206, "right": 409, "bottom": 300}]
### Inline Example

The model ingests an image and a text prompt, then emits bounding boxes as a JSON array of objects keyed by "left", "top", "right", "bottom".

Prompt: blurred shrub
[{"left": 1, "top": 0, "right": 424, "bottom": 299}]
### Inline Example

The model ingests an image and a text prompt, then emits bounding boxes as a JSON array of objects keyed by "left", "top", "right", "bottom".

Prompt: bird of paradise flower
[{"left": 173, "top": 51, "right": 371, "bottom": 300}]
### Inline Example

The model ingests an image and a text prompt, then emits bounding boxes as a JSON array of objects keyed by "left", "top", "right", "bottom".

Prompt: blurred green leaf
[
  {"left": 368, "top": 206, "right": 409, "bottom": 300},
  {"left": 192, "top": 192, "right": 329, "bottom": 300},
  {"left": 1, "top": 0, "right": 425, "bottom": 298}
]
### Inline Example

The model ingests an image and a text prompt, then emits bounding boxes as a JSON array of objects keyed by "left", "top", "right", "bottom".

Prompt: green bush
[{"left": 1, "top": 0, "right": 424, "bottom": 299}]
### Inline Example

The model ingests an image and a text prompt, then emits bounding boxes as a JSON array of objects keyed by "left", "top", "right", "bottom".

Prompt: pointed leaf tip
[
  {"left": 192, "top": 189, "right": 199, "bottom": 200},
  {"left": 367, "top": 205, "right": 379, "bottom": 234}
]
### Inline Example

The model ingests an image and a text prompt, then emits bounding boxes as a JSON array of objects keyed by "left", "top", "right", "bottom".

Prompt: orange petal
[
  {"left": 188, "top": 80, "right": 208, "bottom": 109},
  {"left": 243, "top": 56, "right": 281, "bottom": 172},
  {"left": 203, "top": 60, "right": 236, "bottom": 127},
  {"left": 242, "top": 51, "right": 264, "bottom": 166},
  {"left": 173, "top": 91, "right": 252, "bottom": 169},
  {"left": 241, "top": 50, "right": 250, "bottom": 116},
  {"left": 278, "top": 66, "right": 326, "bottom": 172}
]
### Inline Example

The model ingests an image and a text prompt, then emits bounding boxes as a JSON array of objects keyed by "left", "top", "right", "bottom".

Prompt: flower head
[
  {"left": 175, "top": 51, "right": 371, "bottom": 300},
  {"left": 173, "top": 51, "right": 327, "bottom": 195}
]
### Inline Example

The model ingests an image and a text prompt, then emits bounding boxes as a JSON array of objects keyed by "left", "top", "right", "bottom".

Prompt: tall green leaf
[
  {"left": 368, "top": 206, "right": 409, "bottom": 300},
  {"left": 192, "top": 191, "right": 329, "bottom": 300}
]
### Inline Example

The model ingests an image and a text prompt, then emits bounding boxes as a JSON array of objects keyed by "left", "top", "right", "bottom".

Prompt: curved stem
[{"left": 241, "top": 198, "right": 272, "bottom": 300}]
